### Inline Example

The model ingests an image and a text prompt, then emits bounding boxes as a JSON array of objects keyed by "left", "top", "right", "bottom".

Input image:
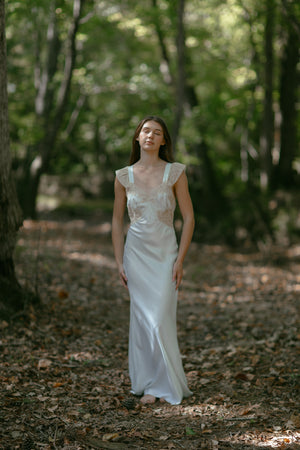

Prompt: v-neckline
[{"left": 129, "top": 163, "right": 171, "bottom": 189}]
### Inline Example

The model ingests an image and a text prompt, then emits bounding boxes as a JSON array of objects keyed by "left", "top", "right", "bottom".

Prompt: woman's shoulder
[
  {"left": 115, "top": 165, "right": 129, "bottom": 175},
  {"left": 115, "top": 166, "right": 130, "bottom": 187},
  {"left": 168, "top": 161, "right": 186, "bottom": 185}
]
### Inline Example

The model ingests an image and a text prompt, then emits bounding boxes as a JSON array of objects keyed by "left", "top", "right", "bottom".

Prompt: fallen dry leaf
[
  {"left": 102, "top": 432, "right": 120, "bottom": 441},
  {"left": 37, "top": 358, "right": 52, "bottom": 370},
  {"left": 0, "top": 218, "right": 298, "bottom": 449}
]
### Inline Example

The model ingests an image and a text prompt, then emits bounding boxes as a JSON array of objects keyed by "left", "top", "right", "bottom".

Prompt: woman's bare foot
[
  {"left": 159, "top": 397, "right": 167, "bottom": 403},
  {"left": 140, "top": 394, "right": 156, "bottom": 404}
]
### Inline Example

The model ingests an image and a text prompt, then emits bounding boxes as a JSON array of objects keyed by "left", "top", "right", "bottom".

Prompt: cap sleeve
[
  {"left": 115, "top": 166, "right": 129, "bottom": 188},
  {"left": 167, "top": 162, "right": 186, "bottom": 186}
]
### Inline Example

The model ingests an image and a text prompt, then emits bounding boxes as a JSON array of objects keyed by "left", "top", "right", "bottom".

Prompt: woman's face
[{"left": 137, "top": 120, "right": 165, "bottom": 153}]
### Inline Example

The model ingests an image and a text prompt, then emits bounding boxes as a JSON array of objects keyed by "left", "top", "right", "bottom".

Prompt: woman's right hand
[{"left": 118, "top": 265, "right": 128, "bottom": 288}]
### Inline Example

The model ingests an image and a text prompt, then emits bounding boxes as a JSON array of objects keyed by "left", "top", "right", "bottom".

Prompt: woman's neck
[{"left": 137, "top": 153, "right": 164, "bottom": 168}]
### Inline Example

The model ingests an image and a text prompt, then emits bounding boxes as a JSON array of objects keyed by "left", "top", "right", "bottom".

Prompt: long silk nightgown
[{"left": 116, "top": 162, "right": 192, "bottom": 405}]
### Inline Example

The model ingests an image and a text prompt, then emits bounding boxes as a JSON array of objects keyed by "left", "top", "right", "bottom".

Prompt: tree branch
[
  {"left": 151, "top": 0, "right": 174, "bottom": 86},
  {"left": 172, "top": 0, "right": 186, "bottom": 150},
  {"left": 35, "top": 1, "right": 60, "bottom": 118},
  {"left": 56, "top": 0, "right": 84, "bottom": 119},
  {"left": 281, "top": 0, "right": 300, "bottom": 37},
  {"left": 41, "top": 0, "right": 85, "bottom": 167}
]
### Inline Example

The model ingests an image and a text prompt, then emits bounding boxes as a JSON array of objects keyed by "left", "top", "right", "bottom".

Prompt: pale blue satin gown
[{"left": 116, "top": 162, "right": 192, "bottom": 405}]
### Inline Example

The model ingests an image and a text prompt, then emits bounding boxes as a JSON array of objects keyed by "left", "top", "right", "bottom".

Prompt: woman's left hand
[{"left": 172, "top": 260, "right": 183, "bottom": 290}]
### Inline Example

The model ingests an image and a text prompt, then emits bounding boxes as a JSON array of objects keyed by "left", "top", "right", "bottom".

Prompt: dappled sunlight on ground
[
  {"left": 2, "top": 217, "right": 298, "bottom": 448},
  {"left": 222, "top": 431, "right": 300, "bottom": 448},
  {"left": 66, "top": 249, "right": 116, "bottom": 268},
  {"left": 151, "top": 401, "right": 300, "bottom": 448},
  {"left": 20, "top": 219, "right": 115, "bottom": 269}
]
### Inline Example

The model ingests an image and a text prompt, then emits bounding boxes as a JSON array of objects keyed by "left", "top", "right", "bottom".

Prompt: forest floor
[{"left": 0, "top": 211, "right": 300, "bottom": 450}]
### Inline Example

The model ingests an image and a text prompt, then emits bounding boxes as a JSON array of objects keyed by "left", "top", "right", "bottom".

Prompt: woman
[{"left": 112, "top": 115, "right": 194, "bottom": 405}]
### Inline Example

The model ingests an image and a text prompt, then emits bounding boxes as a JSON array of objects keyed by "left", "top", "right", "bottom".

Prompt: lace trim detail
[
  {"left": 156, "top": 185, "right": 176, "bottom": 227},
  {"left": 116, "top": 162, "right": 186, "bottom": 227},
  {"left": 116, "top": 162, "right": 185, "bottom": 188},
  {"left": 115, "top": 166, "right": 130, "bottom": 188},
  {"left": 126, "top": 184, "right": 176, "bottom": 227},
  {"left": 167, "top": 162, "right": 186, "bottom": 186}
]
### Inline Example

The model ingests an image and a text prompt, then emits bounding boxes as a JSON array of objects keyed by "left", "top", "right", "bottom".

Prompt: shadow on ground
[{"left": 0, "top": 214, "right": 299, "bottom": 449}]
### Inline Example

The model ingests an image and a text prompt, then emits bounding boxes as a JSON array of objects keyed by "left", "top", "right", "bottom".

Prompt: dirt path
[{"left": 0, "top": 217, "right": 299, "bottom": 449}]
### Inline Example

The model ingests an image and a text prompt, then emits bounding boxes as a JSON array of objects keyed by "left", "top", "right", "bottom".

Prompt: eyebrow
[{"left": 143, "top": 126, "right": 162, "bottom": 132}]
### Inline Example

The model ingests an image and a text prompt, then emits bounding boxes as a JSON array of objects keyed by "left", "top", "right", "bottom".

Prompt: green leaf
[{"left": 185, "top": 427, "right": 196, "bottom": 436}]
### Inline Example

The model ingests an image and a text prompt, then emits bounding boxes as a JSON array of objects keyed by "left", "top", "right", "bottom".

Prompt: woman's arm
[
  {"left": 112, "top": 177, "right": 128, "bottom": 288},
  {"left": 173, "top": 171, "right": 195, "bottom": 289}
]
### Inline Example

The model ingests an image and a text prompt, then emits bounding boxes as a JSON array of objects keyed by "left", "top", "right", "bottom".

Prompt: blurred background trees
[{"left": 5, "top": 0, "right": 300, "bottom": 245}]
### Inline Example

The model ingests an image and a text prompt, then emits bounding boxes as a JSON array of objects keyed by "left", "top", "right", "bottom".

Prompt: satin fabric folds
[{"left": 116, "top": 162, "right": 192, "bottom": 405}]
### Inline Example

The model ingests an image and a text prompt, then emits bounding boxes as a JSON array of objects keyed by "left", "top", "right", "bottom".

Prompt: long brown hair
[{"left": 129, "top": 115, "right": 174, "bottom": 165}]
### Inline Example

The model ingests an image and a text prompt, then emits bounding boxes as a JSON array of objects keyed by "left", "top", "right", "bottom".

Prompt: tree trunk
[
  {"left": 259, "top": 0, "right": 275, "bottom": 189},
  {"left": 151, "top": 0, "right": 174, "bottom": 86},
  {"left": 0, "top": 0, "right": 27, "bottom": 316},
  {"left": 16, "top": 161, "right": 42, "bottom": 220},
  {"left": 152, "top": 0, "right": 232, "bottom": 228},
  {"left": 276, "top": 22, "right": 299, "bottom": 187},
  {"left": 172, "top": 0, "right": 186, "bottom": 152},
  {"left": 152, "top": 0, "right": 186, "bottom": 151},
  {"left": 18, "top": 0, "right": 85, "bottom": 218}
]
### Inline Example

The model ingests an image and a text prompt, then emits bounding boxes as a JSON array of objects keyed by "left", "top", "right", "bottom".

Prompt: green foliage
[
  {"left": 53, "top": 198, "right": 114, "bottom": 217},
  {"left": 185, "top": 426, "right": 196, "bottom": 436},
  {"left": 5, "top": 0, "right": 300, "bottom": 242}
]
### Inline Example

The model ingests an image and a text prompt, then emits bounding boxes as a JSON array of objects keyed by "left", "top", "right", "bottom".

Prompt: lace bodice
[{"left": 116, "top": 162, "right": 185, "bottom": 227}]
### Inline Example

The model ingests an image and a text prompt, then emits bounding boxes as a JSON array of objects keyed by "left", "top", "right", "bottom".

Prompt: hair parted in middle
[{"left": 129, "top": 115, "right": 174, "bottom": 165}]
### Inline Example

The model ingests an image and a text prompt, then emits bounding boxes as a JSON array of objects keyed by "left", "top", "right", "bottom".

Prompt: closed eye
[{"left": 142, "top": 127, "right": 162, "bottom": 136}]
